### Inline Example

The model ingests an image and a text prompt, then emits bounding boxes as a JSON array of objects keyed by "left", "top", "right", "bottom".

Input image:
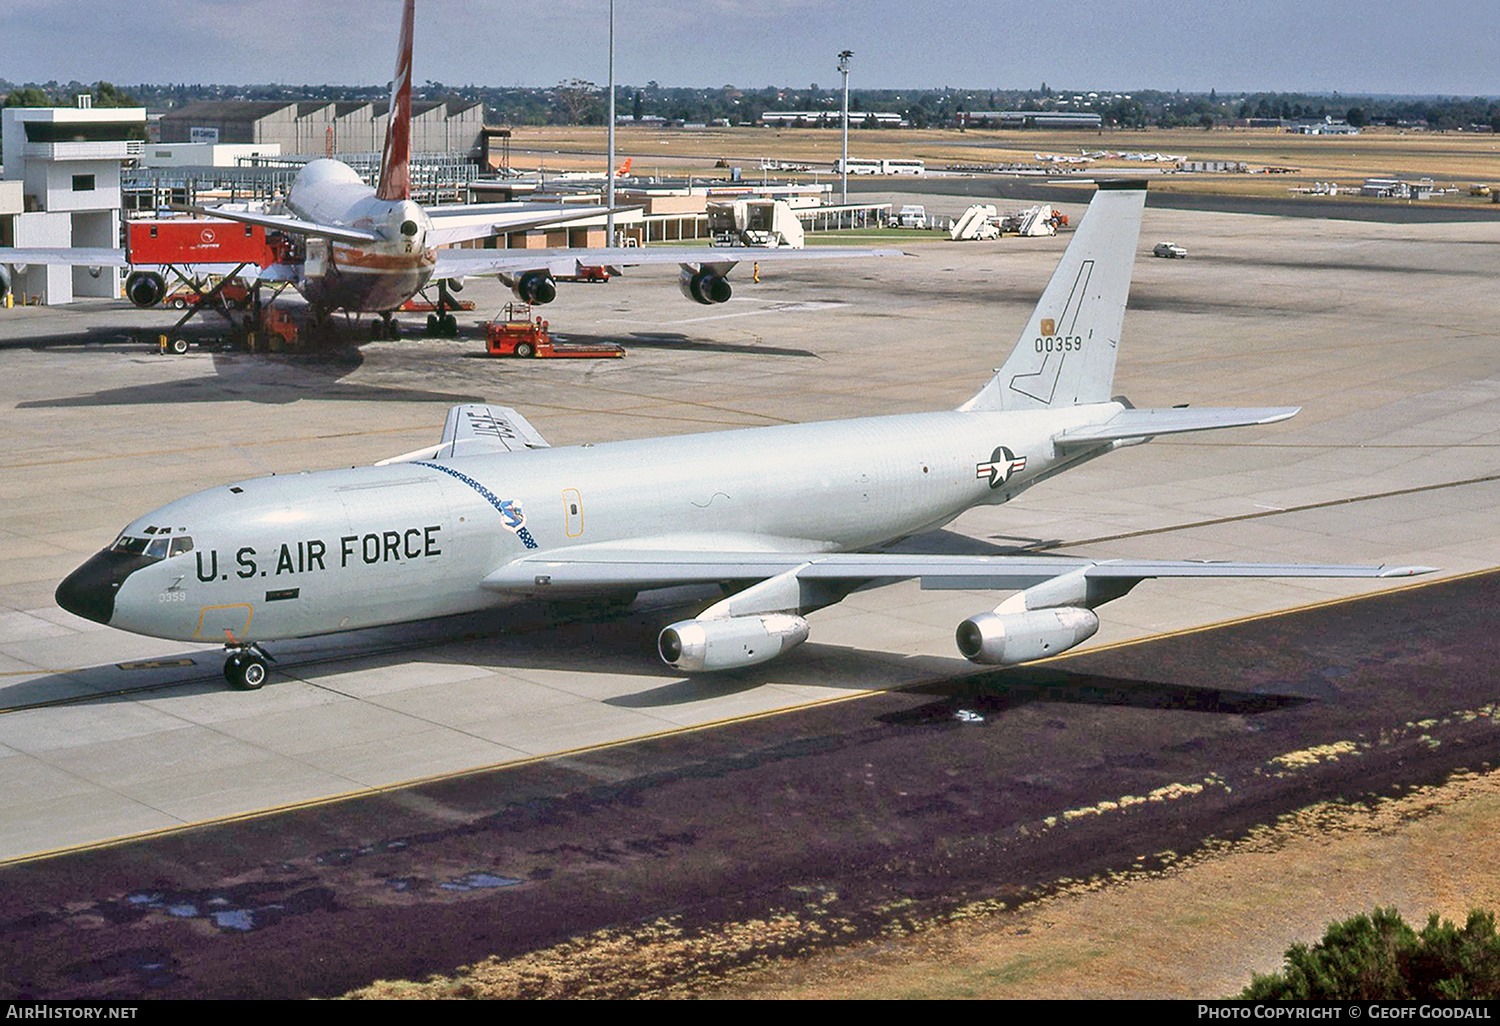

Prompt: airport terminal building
[{"left": 158, "top": 99, "right": 485, "bottom": 159}]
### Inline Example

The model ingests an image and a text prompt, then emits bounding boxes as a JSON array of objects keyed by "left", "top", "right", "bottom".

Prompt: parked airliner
[{"left": 2, "top": 0, "right": 897, "bottom": 334}]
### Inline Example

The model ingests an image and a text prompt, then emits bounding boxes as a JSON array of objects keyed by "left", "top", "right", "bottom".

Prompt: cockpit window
[
  {"left": 109, "top": 533, "right": 193, "bottom": 561},
  {"left": 110, "top": 534, "right": 149, "bottom": 555}
]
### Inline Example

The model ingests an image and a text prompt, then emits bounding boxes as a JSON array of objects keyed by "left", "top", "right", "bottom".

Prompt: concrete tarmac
[
  {"left": 1, "top": 569, "right": 1497, "bottom": 999},
  {"left": 1, "top": 196, "right": 1498, "bottom": 877}
]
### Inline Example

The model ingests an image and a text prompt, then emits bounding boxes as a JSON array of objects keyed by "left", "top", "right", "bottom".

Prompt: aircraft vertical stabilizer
[
  {"left": 961, "top": 181, "right": 1147, "bottom": 412},
  {"left": 375, "top": 0, "right": 415, "bottom": 202}
]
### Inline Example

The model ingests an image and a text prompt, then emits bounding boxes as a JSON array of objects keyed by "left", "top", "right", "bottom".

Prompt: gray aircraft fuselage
[{"left": 57, "top": 406, "right": 1088, "bottom": 645}]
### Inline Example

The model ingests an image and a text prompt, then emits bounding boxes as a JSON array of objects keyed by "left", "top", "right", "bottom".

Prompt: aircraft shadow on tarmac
[
  {"left": 882, "top": 529, "right": 1062, "bottom": 556},
  {"left": 0, "top": 326, "right": 173, "bottom": 352},
  {"left": 10, "top": 607, "right": 1315, "bottom": 726},
  {"left": 16, "top": 347, "right": 483, "bottom": 407},
  {"left": 884, "top": 665, "right": 1315, "bottom": 725}
]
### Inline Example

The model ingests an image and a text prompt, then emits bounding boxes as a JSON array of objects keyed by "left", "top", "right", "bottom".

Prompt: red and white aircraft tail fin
[{"left": 376, "top": 0, "right": 415, "bottom": 201}]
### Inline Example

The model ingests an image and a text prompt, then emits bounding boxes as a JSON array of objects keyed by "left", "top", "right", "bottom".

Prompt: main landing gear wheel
[
  {"left": 170, "top": 338, "right": 190, "bottom": 355},
  {"left": 370, "top": 314, "right": 402, "bottom": 341},
  {"left": 426, "top": 312, "right": 458, "bottom": 337},
  {"left": 223, "top": 650, "right": 269, "bottom": 690}
]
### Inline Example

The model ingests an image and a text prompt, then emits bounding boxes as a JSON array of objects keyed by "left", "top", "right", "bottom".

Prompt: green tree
[
  {"left": 1242, "top": 908, "right": 1500, "bottom": 1000},
  {"left": 4, "top": 86, "right": 57, "bottom": 107},
  {"left": 92, "top": 81, "right": 137, "bottom": 107},
  {"left": 553, "top": 79, "right": 599, "bottom": 125}
]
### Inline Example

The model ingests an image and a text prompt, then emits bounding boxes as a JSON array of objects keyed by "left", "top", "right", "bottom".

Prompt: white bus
[
  {"left": 833, "top": 158, "right": 925, "bottom": 176},
  {"left": 881, "top": 159, "right": 925, "bottom": 176}
]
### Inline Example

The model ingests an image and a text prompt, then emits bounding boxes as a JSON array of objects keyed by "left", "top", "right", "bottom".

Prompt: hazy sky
[{"left": 3, "top": 0, "right": 1495, "bottom": 96}]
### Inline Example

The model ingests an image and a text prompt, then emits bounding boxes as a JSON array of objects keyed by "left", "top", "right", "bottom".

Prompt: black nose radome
[{"left": 55, "top": 550, "right": 151, "bottom": 625}]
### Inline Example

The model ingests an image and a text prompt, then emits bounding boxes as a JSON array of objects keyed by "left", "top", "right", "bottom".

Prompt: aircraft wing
[
  {"left": 0, "top": 247, "right": 128, "bottom": 267},
  {"left": 377, "top": 403, "right": 550, "bottom": 465},
  {"left": 433, "top": 245, "right": 906, "bottom": 280},
  {"left": 1054, "top": 406, "right": 1300, "bottom": 450},
  {"left": 425, "top": 203, "right": 614, "bottom": 247},
  {"left": 479, "top": 543, "right": 1434, "bottom": 594}
]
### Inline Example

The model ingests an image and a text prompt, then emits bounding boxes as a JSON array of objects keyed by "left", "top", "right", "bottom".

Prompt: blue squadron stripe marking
[{"left": 415, "top": 462, "right": 540, "bottom": 549}]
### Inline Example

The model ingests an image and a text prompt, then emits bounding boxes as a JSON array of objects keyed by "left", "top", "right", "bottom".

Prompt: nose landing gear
[{"left": 223, "top": 644, "right": 274, "bottom": 690}]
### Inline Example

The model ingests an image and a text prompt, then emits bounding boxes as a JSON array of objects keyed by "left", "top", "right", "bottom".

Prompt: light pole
[
  {"left": 837, "top": 50, "right": 852, "bottom": 206},
  {"left": 607, "top": 0, "right": 616, "bottom": 247}
]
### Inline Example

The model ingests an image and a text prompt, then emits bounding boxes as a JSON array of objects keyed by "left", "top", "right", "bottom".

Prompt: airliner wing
[
  {"left": 377, "top": 403, "right": 550, "bottom": 465},
  {"left": 479, "top": 544, "right": 1434, "bottom": 594},
  {"left": 433, "top": 245, "right": 905, "bottom": 280},
  {"left": 1054, "top": 407, "right": 1301, "bottom": 450},
  {"left": 0, "top": 247, "right": 128, "bottom": 267},
  {"left": 187, "top": 202, "right": 618, "bottom": 248},
  {"left": 425, "top": 204, "right": 614, "bottom": 247}
]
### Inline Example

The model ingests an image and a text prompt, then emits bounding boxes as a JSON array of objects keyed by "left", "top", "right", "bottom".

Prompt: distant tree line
[
  {"left": 4, "top": 79, "right": 1498, "bottom": 133},
  {"left": 1, "top": 81, "right": 145, "bottom": 160}
]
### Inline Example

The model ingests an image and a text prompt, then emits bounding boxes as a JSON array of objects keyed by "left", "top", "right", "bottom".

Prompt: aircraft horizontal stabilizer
[
  {"left": 1054, "top": 406, "right": 1300, "bottom": 450},
  {"left": 171, "top": 204, "right": 382, "bottom": 245}
]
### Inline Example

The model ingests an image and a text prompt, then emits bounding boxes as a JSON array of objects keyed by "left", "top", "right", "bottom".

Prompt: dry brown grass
[{"left": 504, "top": 125, "right": 1500, "bottom": 204}]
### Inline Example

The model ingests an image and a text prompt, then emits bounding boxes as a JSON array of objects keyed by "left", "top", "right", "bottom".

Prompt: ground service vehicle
[{"left": 484, "top": 305, "right": 624, "bottom": 359}]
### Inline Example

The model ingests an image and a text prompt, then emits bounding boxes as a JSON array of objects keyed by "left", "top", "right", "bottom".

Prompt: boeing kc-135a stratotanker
[
  {"left": 55, "top": 182, "right": 1433, "bottom": 689},
  {"left": 0, "top": 0, "right": 897, "bottom": 335}
]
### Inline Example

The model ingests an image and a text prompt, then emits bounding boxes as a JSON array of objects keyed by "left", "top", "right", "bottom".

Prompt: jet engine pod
[
  {"left": 679, "top": 268, "right": 732, "bottom": 305},
  {"left": 125, "top": 270, "right": 166, "bottom": 308},
  {"left": 955, "top": 607, "right": 1099, "bottom": 666},
  {"left": 658, "top": 613, "right": 810, "bottom": 672},
  {"left": 511, "top": 271, "right": 557, "bottom": 305}
]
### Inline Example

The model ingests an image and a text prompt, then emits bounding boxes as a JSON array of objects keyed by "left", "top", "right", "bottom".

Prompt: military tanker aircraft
[{"left": 55, "top": 181, "right": 1432, "bottom": 689}]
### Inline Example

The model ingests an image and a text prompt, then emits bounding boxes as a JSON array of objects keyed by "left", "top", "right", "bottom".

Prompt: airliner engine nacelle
[
  {"left": 658, "top": 614, "right": 810, "bottom": 672},
  {"left": 125, "top": 270, "right": 166, "bottom": 308},
  {"left": 954, "top": 607, "right": 1100, "bottom": 666},
  {"left": 511, "top": 271, "right": 557, "bottom": 305},
  {"left": 679, "top": 268, "right": 732, "bottom": 305}
]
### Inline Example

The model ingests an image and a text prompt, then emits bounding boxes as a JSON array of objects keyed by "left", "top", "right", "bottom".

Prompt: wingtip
[{"left": 1379, "top": 565, "right": 1440, "bottom": 577}]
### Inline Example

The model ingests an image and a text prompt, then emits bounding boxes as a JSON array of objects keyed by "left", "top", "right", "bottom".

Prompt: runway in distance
[
  {"left": 0, "top": 0, "right": 898, "bottom": 333},
  {"left": 54, "top": 180, "right": 1434, "bottom": 689}
]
